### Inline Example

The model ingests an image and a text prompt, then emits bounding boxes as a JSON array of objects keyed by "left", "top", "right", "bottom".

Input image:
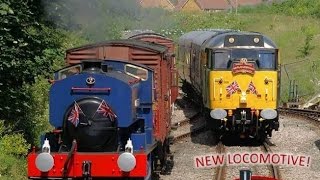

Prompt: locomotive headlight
[
  {"left": 229, "top": 37, "right": 235, "bottom": 43},
  {"left": 35, "top": 152, "right": 54, "bottom": 172},
  {"left": 117, "top": 152, "right": 136, "bottom": 172},
  {"left": 254, "top": 37, "right": 260, "bottom": 43},
  {"left": 210, "top": 109, "right": 227, "bottom": 119},
  {"left": 260, "top": 109, "right": 277, "bottom": 120}
]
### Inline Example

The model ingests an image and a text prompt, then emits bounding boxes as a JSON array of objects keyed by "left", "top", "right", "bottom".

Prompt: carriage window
[
  {"left": 213, "top": 51, "right": 230, "bottom": 69},
  {"left": 258, "top": 52, "right": 276, "bottom": 69},
  {"left": 57, "top": 64, "right": 82, "bottom": 80},
  {"left": 125, "top": 64, "right": 148, "bottom": 81}
]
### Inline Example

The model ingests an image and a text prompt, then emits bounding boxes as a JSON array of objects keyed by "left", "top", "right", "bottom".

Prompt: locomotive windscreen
[{"left": 212, "top": 49, "right": 276, "bottom": 70}]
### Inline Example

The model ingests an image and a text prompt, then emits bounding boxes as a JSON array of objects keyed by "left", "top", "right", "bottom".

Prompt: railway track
[
  {"left": 279, "top": 107, "right": 320, "bottom": 122},
  {"left": 172, "top": 112, "right": 201, "bottom": 127},
  {"left": 214, "top": 142, "right": 226, "bottom": 180},
  {"left": 171, "top": 111, "right": 206, "bottom": 143},
  {"left": 262, "top": 140, "right": 281, "bottom": 180},
  {"left": 214, "top": 140, "right": 281, "bottom": 180},
  {"left": 171, "top": 106, "right": 318, "bottom": 144}
]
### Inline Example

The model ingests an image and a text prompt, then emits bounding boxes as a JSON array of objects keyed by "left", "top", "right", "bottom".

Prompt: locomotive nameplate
[{"left": 232, "top": 58, "right": 255, "bottom": 75}]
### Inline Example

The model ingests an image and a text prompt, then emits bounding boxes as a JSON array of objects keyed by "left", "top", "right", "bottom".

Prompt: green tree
[{"left": 0, "top": 0, "right": 65, "bottom": 142}]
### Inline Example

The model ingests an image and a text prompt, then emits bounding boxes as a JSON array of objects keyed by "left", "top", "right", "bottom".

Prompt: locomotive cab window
[
  {"left": 258, "top": 51, "right": 276, "bottom": 70},
  {"left": 231, "top": 49, "right": 258, "bottom": 61},
  {"left": 56, "top": 64, "right": 82, "bottom": 80},
  {"left": 125, "top": 64, "right": 148, "bottom": 81},
  {"left": 211, "top": 49, "right": 277, "bottom": 70},
  {"left": 212, "top": 51, "right": 230, "bottom": 69}
]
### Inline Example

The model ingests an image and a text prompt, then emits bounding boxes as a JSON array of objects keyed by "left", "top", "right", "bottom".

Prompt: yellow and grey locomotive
[{"left": 178, "top": 30, "right": 280, "bottom": 140}]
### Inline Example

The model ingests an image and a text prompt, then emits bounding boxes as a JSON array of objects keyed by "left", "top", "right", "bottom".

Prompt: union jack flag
[
  {"left": 226, "top": 81, "right": 240, "bottom": 95},
  {"left": 68, "top": 102, "right": 83, "bottom": 127},
  {"left": 247, "top": 81, "right": 258, "bottom": 95},
  {"left": 97, "top": 100, "right": 117, "bottom": 121}
]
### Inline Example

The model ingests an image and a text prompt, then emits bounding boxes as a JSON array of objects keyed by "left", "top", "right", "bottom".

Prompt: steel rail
[
  {"left": 279, "top": 107, "right": 320, "bottom": 122},
  {"left": 262, "top": 141, "right": 281, "bottom": 180},
  {"left": 171, "top": 112, "right": 201, "bottom": 127},
  {"left": 172, "top": 110, "right": 205, "bottom": 143},
  {"left": 214, "top": 142, "right": 226, "bottom": 180},
  {"left": 172, "top": 124, "right": 206, "bottom": 143}
]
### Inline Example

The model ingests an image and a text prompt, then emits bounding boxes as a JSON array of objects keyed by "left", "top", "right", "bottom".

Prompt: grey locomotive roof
[
  {"left": 179, "top": 30, "right": 277, "bottom": 49},
  {"left": 179, "top": 31, "right": 211, "bottom": 46},
  {"left": 67, "top": 39, "right": 168, "bottom": 54},
  {"left": 179, "top": 31, "right": 215, "bottom": 47},
  {"left": 179, "top": 30, "right": 237, "bottom": 47},
  {"left": 204, "top": 31, "right": 277, "bottom": 49}
]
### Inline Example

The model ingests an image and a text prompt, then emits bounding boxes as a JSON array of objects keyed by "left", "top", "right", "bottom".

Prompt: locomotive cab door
[{"left": 203, "top": 49, "right": 212, "bottom": 108}]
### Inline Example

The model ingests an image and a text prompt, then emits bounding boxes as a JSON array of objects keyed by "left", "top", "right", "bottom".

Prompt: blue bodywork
[{"left": 49, "top": 60, "right": 155, "bottom": 151}]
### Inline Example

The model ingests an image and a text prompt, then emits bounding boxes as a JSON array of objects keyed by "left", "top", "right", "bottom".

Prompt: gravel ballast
[{"left": 161, "top": 106, "right": 320, "bottom": 180}]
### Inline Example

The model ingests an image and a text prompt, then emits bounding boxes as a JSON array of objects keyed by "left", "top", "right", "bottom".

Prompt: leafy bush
[
  {"left": 0, "top": 153, "right": 27, "bottom": 180},
  {"left": 0, "top": 133, "right": 29, "bottom": 156},
  {"left": 0, "top": 121, "right": 28, "bottom": 179}
]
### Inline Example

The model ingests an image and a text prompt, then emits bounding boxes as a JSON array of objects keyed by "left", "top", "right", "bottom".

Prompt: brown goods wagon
[
  {"left": 128, "top": 32, "right": 179, "bottom": 106},
  {"left": 65, "top": 39, "right": 174, "bottom": 142}
]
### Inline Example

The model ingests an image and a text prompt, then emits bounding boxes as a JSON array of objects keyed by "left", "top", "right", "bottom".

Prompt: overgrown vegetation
[
  {"left": 0, "top": 120, "right": 29, "bottom": 179},
  {"left": 240, "top": 0, "right": 320, "bottom": 18}
]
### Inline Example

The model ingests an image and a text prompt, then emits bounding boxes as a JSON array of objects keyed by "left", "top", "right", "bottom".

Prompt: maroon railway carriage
[
  {"left": 127, "top": 32, "right": 179, "bottom": 106},
  {"left": 65, "top": 39, "right": 175, "bottom": 144}
]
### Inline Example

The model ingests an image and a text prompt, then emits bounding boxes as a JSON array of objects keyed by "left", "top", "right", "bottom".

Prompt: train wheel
[
  {"left": 210, "top": 129, "right": 221, "bottom": 145},
  {"left": 152, "top": 138, "right": 172, "bottom": 176},
  {"left": 256, "top": 129, "right": 267, "bottom": 142},
  {"left": 204, "top": 109, "right": 218, "bottom": 131},
  {"left": 161, "top": 138, "right": 173, "bottom": 175},
  {"left": 267, "top": 128, "right": 273, "bottom": 137}
]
